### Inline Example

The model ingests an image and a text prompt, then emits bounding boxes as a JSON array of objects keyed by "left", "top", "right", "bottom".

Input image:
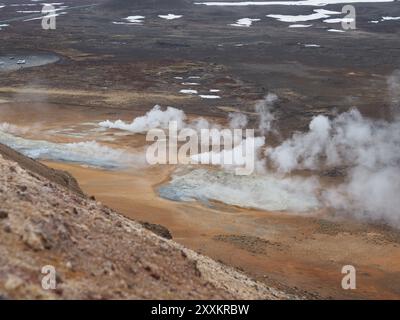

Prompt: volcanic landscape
[{"left": 1, "top": 0, "right": 400, "bottom": 299}]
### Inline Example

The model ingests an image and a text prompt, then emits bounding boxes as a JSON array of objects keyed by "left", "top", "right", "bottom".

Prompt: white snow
[
  {"left": 230, "top": 18, "right": 261, "bottom": 27},
  {"left": 381, "top": 16, "right": 400, "bottom": 21},
  {"left": 289, "top": 24, "right": 313, "bottom": 27},
  {"left": 314, "top": 9, "right": 342, "bottom": 14},
  {"left": 9, "top": 3, "right": 37, "bottom": 6},
  {"left": 267, "top": 9, "right": 341, "bottom": 22},
  {"left": 182, "top": 82, "right": 200, "bottom": 86},
  {"left": 180, "top": 89, "right": 198, "bottom": 94},
  {"left": 368, "top": 16, "right": 400, "bottom": 24},
  {"left": 323, "top": 17, "right": 355, "bottom": 23},
  {"left": 199, "top": 95, "right": 221, "bottom": 99},
  {"left": 112, "top": 22, "right": 140, "bottom": 25},
  {"left": 195, "top": 0, "right": 394, "bottom": 7},
  {"left": 124, "top": 16, "right": 145, "bottom": 24},
  {"left": 327, "top": 28, "right": 346, "bottom": 32},
  {"left": 16, "top": 10, "right": 41, "bottom": 13},
  {"left": 158, "top": 14, "right": 183, "bottom": 20}
]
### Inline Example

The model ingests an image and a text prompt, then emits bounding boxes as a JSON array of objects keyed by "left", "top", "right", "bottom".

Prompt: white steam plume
[
  {"left": 255, "top": 93, "right": 278, "bottom": 135},
  {"left": 229, "top": 112, "right": 248, "bottom": 128},
  {"left": 266, "top": 89, "right": 400, "bottom": 226},
  {"left": 95, "top": 84, "right": 400, "bottom": 227},
  {"left": 99, "top": 105, "right": 186, "bottom": 133},
  {"left": 388, "top": 69, "right": 400, "bottom": 118},
  {"left": 191, "top": 136, "right": 266, "bottom": 171},
  {"left": 0, "top": 130, "right": 145, "bottom": 169}
]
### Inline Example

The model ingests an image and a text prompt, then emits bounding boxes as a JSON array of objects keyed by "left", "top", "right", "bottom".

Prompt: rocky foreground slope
[{"left": 0, "top": 147, "right": 294, "bottom": 299}]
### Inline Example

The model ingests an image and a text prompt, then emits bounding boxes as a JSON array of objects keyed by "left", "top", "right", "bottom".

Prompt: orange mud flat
[{"left": 44, "top": 161, "right": 400, "bottom": 299}]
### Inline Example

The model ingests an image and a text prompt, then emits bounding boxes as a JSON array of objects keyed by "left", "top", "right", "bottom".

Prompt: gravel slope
[{"left": 0, "top": 152, "right": 295, "bottom": 299}]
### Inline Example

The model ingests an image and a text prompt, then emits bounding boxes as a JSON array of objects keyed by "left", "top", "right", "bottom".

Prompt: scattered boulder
[
  {"left": 0, "top": 210, "right": 8, "bottom": 219},
  {"left": 139, "top": 221, "right": 173, "bottom": 239}
]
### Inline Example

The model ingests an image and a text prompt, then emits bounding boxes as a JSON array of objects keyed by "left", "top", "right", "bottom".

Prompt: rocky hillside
[{"left": 0, "top": 147, "right": 294, "bottom": 299}]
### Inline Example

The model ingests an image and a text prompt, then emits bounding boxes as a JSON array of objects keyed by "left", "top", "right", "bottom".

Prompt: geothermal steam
[
  {"left": 255, "top": 93, "right": 278, "bottom": 135},
  {"left": 99, "top": 105, "right": 186, "bottom": 132},
  {"left": 159, "top": 168, "right": 320, "bottom": 212},
  {"left": 0, "top": 130, "right": 144, "bottom": 169},
  {"left": 266, "top": 108, "right": 400, "bottom": 226},
  {"left": 99, "top": 73, "right": 400, "bottom": 225}
]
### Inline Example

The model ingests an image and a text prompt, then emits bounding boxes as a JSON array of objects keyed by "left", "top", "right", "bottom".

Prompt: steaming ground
[
  {"left": 0, "top": 130, "right": 142, "bottom": 169},
  {"left": 1, "top": 0, "right": 400, "bottom": 299},
  {"left": 158, "top": 168, "right": 320, "bottom": 212},
  {"left": 1, "top": 90, "right": 399, "bottom": 226},
  {"left": 1, "top": 98, "right": 400, "bottom": 298},
  {"left": 267, "top": 108, "right": 400, "bottom": 226},
  {"left": 93, "top": 88, "right": 400, "bottom": 227}
]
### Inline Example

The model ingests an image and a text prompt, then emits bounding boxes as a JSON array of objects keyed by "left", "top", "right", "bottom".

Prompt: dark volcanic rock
[{"left": 139, "top": 221, "right": 173, "bottom": 239}]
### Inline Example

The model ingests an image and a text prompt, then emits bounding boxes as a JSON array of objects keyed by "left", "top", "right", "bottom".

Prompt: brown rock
[
  {"left": 139, "top": 221, "right": 173, "bottom": 239},
  {"left": 0, "top": 210, "right": 8, "bottom": 219},
  {"left": 22, "top": 225, "right": 46, "bottom": 251}
]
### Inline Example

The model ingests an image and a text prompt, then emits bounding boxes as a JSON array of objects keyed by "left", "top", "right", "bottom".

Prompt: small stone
[
  {"left": 0, "top": 210, "right": 8, "bottom": 219},
  {"left": 4, "top": 275, "right": 24, "bottom": 291},
  {"left": 17, "top": 185, "right": 27, "bottom": 192},
  {"left": 102, "top": 261, "right": 115, "bottom": 275},
  {"left": 139, "top": 221, "right": 172, "bottom": 239},
  {"left": 22, "top": 226, "right": 46, "bottom": 251},
  {"left": 128, "top": 266, "right": 138, "bottom": 275},
  {"left": 150, "top": 272, "right": 161, "bottom": 280},
  {"left": 56, "top": 273, "right": 63, "bottom": 284},
  {"left": 55, "top": 288, "right": 63, "bottom": 295}
]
